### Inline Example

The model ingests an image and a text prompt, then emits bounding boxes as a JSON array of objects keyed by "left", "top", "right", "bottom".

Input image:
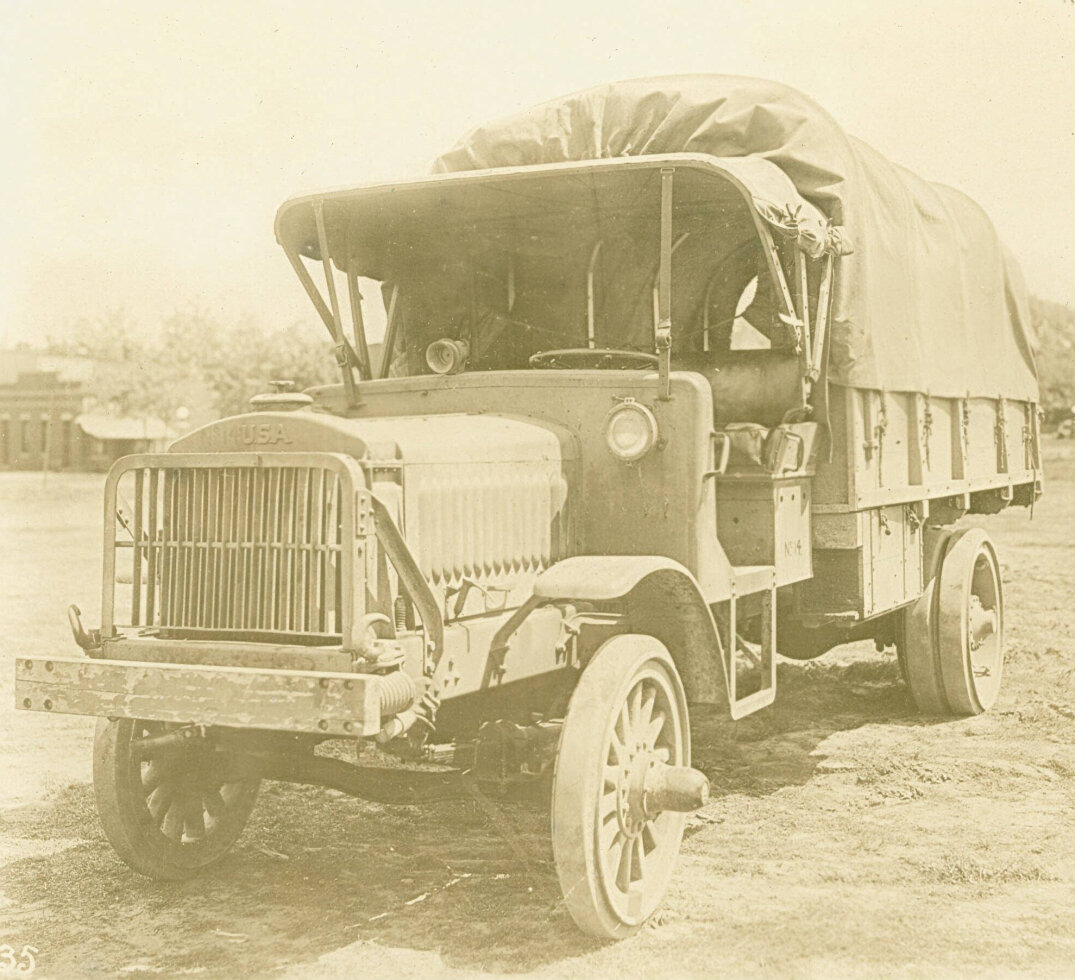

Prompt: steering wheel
[{"left": 528, "top": 348, "right": 660, "bottom": 370}]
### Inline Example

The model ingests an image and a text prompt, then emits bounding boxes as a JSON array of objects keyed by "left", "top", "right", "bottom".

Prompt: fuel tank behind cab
[{"left": 171, "top": 410, "right": 579, "bottom": 591}]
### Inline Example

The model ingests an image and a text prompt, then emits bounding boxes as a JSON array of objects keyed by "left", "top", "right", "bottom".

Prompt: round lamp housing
[
  {"left": 605, "top": 399, "right": 659, "bottom": 463},
  {"left": 426, "top": 338, "right": 470, "bottom": 375}
]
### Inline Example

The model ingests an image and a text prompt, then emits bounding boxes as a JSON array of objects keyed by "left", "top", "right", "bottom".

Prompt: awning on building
[{"left": 75, "top": 413, "right": 173, "bottom": 442}]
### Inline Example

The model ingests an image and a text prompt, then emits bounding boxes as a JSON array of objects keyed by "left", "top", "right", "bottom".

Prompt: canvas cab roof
[{"left": 274, "top": 153, "right": 843, "bottom": 279}]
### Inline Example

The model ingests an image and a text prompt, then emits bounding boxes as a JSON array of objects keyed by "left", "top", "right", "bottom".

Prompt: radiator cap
[{"left": 249, "top": 379, "right": 313, "bottom": 412}]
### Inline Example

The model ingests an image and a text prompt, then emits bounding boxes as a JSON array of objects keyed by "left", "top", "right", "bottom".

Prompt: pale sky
[{"left": 3, "top": 0, "right": 1074, "bottom": 346}]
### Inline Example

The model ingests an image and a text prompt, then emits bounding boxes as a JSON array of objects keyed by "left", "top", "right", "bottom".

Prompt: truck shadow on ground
[
  {"left": 0, "top": 655, "right": 925, "bottom": 977},
  {"left": 690, "top": 653, "right": 923, "bottom": 810}
]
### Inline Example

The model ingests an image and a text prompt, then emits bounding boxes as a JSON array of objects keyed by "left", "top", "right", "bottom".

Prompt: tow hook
[{"left": 67, "top": 605, "right": 101, "bottom": 651}]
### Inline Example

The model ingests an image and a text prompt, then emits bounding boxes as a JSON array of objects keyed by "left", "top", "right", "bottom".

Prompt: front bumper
[{"left": 14, "top": 655, "right": 381, "bottom": 737}]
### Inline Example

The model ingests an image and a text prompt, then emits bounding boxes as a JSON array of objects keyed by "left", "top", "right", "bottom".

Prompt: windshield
[{"left": 373, "top": 206, "right": 784, "bottom": 378}]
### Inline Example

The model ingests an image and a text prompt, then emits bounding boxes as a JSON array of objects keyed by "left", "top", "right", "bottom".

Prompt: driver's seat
[{"left": 673, "top": 349, "right": 801, "bottom": 428}]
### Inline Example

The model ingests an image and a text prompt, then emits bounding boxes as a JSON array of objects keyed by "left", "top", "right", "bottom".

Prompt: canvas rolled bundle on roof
[{"left": 433, "top": 75, "right": 1037, "bottom": 401}]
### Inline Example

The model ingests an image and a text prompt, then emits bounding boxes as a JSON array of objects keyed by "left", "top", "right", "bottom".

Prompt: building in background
[{"left": 0, "top": 350, "right": 173, "bottom": 471}]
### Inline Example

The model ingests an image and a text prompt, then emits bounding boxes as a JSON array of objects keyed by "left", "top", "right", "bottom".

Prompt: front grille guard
[{"left": 102, "top": 452, "right": 374, "bottom": 652}]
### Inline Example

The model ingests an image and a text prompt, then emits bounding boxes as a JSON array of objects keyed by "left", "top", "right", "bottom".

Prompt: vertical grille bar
[
  {"left": 297, "top": 469, "right": 310, "bottom": 633},
  {"left": 176, "top": 469, "right": 185, "bottom": 626},
  {"left": 196, "top": 469, "right": 209, "bottom": 628},
  {"left": 333, "top": 475, "right": 343, "bottom": 634},
  {"left": 184, "top": 470, "right": 196, "bottom": 627},
  {"left": 288, "top": 468, "right": 297, "bottom": 630},
  {"left": 186, "top": 469, "right": 198, "bottom": 627},
  {"left": 232, "top": 468, "right": 243, "bottom": 629},
  {"left": 214, "top": 469, "right": 223, "bottom": 624},
  {"left": 200, "top": 469, "right": 211, "bottom": 628},
  {"left": 280, "top": 469, "right": 294, "bottom": 631},
  {"left": 181, "top": 470, "right": 192, "bottom": 628},
  {"left": 160, "top": 471, "right": 172, "bottom": 625},
  {"left": 184, "top": 469, "right": 196, "bottom": 627},
  {"left": 217, "top": 469, "right": 229, "bottom": 628},
  {"left": 225, "top": 468, "right": 238, "bottom": 629},
  {"left": 317, "top": 470, "right": 328, "bottom": 633},
  {"left": 309, "top": 467, "right": 322, "bottom": 632},
  {"left": 265, "top": 468, "right": 278, "bottom": 630},
  {"left": 252, "top": 468, "right": 265, "bottom": 630},
  {"left": 173, "top": 470, "right": 185, "bottom": 627},
  {"left": 146, "top": 468, "right": 158, "bottom": 626},
  {"left": 132, "top": 468, "right": 144, "bottom": 624},
  {"left": 170, "top": 470, "right": 181, "bottom": 625},
  {"left": 241, "top": 467, "right": 254, "bottom": 629},
  {"left": 292, "top": 469, "right": 303, "bottom": 630}
]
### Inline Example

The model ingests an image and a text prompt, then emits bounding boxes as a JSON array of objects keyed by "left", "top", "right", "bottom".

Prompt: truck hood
[{"left": 171, "top": 410, "right": 578, "bottom": 588}]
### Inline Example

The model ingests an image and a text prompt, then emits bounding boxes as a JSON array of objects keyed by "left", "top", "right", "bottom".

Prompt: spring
[
  {"left": 378, "top": 669, "right": 419, "bottom": 716},
  {"left": 394, "top": 595, "right": 409, "bottom": 633}
]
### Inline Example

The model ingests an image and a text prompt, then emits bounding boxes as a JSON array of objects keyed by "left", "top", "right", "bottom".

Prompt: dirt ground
[{"left": 2, "top": 446, "right": 1074, "bottom": 980}]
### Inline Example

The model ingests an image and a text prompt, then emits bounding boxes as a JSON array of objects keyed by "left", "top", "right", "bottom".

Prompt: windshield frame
[{"left": 275, "top": 154, "right": 834, "bottom": 409}]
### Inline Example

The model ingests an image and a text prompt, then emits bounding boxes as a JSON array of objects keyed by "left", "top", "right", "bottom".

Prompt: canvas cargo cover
[{"left": 433, "top": 75, "right": 1038, "bottom": 401}]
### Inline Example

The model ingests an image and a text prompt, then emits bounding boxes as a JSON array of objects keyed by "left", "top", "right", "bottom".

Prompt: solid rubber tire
[
  {"left": 551, "top": 635, "right": 689, "bottom": 939},
  {"left": 93, "top": 718, "right": 260, "bottom": 880},
  {"left": 936, "top": 529, "right": 1004, "bottom": 715}
]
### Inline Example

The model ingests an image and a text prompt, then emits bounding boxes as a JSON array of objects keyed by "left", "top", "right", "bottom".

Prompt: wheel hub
[
  {"left": 619, "top": 750, "right": 661, "bottom": 837},
  {"left": 968, "top": 594, "right": 997, "bottom": 652},
  {"left": 616, "top": 747, "right": 710, "bottom": 837}
]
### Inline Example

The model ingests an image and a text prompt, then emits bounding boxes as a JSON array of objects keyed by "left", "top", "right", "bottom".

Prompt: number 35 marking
[{"left": 0, "top": 945, "right": 38, "bottom": 975}]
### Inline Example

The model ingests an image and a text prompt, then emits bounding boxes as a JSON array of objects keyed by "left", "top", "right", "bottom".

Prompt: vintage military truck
[{"left": 15, "top": 76, "right": 1041, "bottom": 938}]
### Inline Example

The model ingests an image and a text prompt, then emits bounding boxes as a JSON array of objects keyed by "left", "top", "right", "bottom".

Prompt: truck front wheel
[
  {"left": 93, "top": 719, "right": 260, "bottom": 879},
  {"left": 551, "top": 635, "right": 704, "bottom": 939}
]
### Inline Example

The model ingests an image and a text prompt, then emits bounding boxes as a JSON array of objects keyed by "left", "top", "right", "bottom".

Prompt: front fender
[
  {"left": 534, "top": 556, "right": 698, "bottom": 602},
  {"left": 534, "top": 557, "right": 729, "bottom": 707}
]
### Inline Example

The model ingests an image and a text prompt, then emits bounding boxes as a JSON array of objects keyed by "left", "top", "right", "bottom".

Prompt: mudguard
[{"left": 534, "top": 556, "right": 730, "bottom": 707}]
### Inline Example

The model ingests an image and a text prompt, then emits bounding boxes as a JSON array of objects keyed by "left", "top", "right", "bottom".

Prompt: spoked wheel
[
  {"left": 899, "top": 528, "right": 1004, "bottom": 716},
  {"left": 93, "top": 719, "right": 260, "bottom": 879},
  {"left": 552, "top": 635, "right": 709, "bottom": 939}
]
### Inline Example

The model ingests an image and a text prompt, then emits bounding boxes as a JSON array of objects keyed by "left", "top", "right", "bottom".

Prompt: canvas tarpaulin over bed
[{"left": 432, "top": 74, "right": 1038, "bottom": 402}]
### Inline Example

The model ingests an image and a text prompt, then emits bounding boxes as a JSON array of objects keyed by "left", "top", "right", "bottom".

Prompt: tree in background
[
  {"left": 1031, "top": 296, "right": 1075, "bottom": 426},
  {"left": 209, "top": 316, "right": 341, "bottom": 417},
  {"left": 58, "top": 308, "right": 162, "bottom": 417},
  {"left": 53, "top": 308, "right": 339, "bottom": 425}
]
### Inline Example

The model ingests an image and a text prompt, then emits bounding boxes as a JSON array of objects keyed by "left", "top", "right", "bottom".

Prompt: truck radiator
[
  {"left": 105, "top": 454, "right": 366, "bottom": 643},
  {"left": 406, "top": 466, "right": 573, "bottom": 587}
]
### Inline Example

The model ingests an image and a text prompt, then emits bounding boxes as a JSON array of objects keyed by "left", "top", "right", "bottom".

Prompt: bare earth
[{"left": 2, "top": 447, "right": 1074, "bottom": 980}]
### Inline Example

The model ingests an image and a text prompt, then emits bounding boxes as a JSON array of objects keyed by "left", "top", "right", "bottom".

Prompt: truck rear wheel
[
  {"left": 899, "top": 528, "right": 1004, "bottom": 716},
  {"left": 93, "top": 719, "right": 260, "bottom": 879},
  {"left": 551, "top": 635, "right": 699, "bottom": 939}
]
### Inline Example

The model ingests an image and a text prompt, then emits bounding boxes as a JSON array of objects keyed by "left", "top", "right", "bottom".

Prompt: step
[{"left": 730, "top": 564, "right": 775, "bottom": 598}]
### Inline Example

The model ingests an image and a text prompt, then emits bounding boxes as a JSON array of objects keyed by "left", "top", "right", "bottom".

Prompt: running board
[{"left": 722, "top": 566, "right": 777, "bottom": 720}]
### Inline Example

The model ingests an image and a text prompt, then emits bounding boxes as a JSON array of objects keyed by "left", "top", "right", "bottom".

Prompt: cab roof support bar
[
  {"left": 586, "top": 240, "right": 603, "bottom": 349},
  {"left": 657, "top": 168, "right": 674, "bottom": 401},
  {"left": 345, "top": 256, "right": 373, "bottom": 381},
  {"left": 281, "top": 243, "right": 363, "bottom": 398},
  {"left": 313, "top": 201, "right": 358, "bottom": 407}
]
